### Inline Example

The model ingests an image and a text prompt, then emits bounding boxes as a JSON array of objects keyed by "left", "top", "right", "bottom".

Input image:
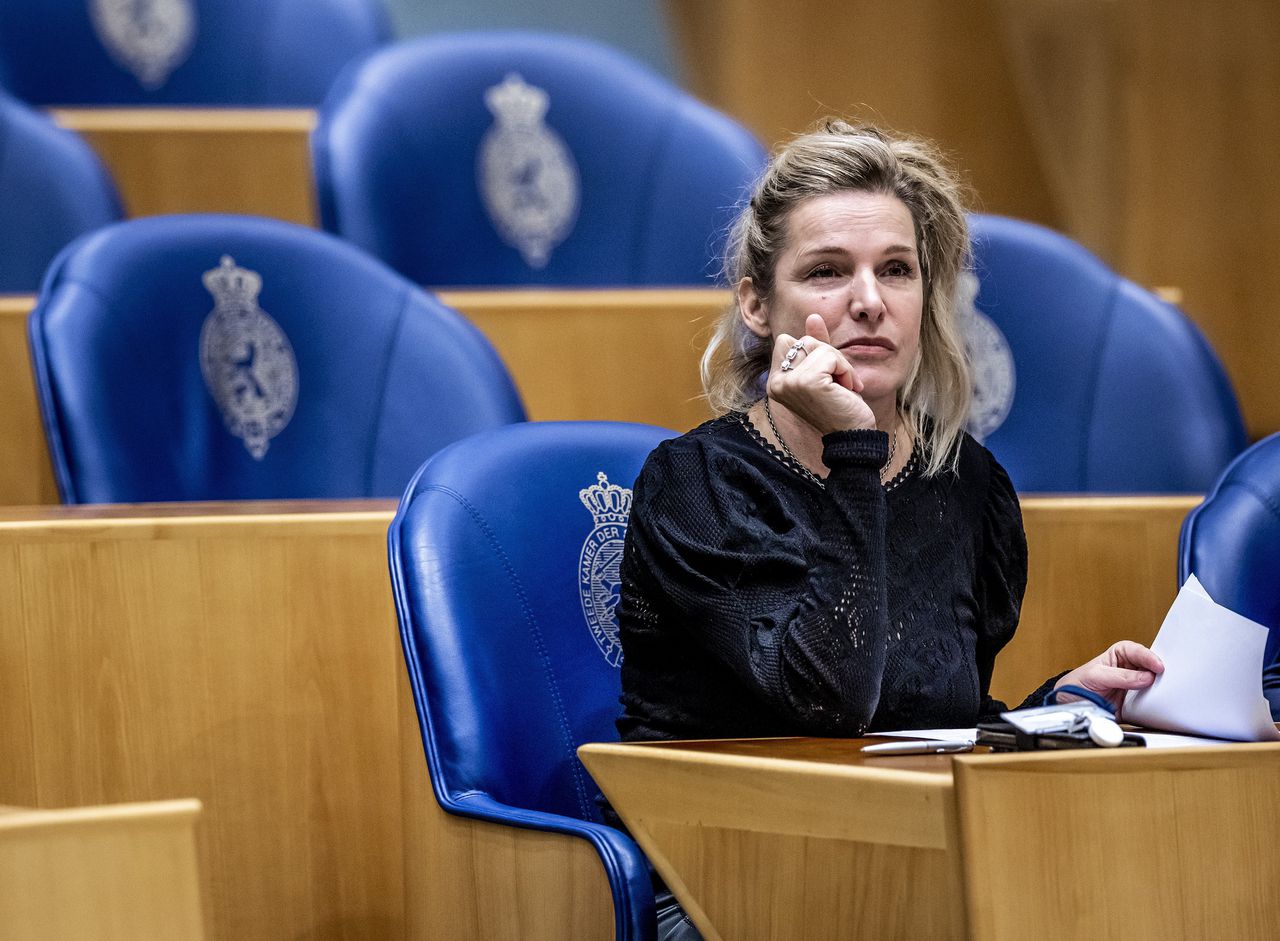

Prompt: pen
[{"left": 861, "top": 739, "right": 975, "bottom": 755}]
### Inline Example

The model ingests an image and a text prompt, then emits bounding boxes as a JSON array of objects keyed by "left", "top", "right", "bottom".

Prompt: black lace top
[{"left": 616, "top": 411, "right": 1051, "bottom": 741}]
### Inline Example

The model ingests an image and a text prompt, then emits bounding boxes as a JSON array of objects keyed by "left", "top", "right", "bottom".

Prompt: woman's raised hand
[
  {"left": 1052, "top": 641, "right": 1165, "bottom": 718},
  {"left": 767, "top": 314, "right": 877, "bottom": 434}
]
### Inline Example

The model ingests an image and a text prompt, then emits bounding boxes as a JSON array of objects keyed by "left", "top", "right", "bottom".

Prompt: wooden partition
[
  {"left": 51, "top": 108, "right": 317, "bottom": 226},
  {"left": 0, "top": 799, "right": 205, "bottom": 941},
  {"left": 0, "top": 495, "right": 1190, "bottom": 937},
  {"left": 0, "top": 296, "right": 56, "bottom": 506},
  {"left": 0, "top": 289, "right": 725, "bottom": 506},
  {"left": 994, "top": 495, "right": 1196, "bottom": 704}
]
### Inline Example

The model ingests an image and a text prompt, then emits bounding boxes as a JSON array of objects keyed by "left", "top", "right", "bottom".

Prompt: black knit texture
[{"left": 616, "top": 412, "right": 1045, "bottom": 741}]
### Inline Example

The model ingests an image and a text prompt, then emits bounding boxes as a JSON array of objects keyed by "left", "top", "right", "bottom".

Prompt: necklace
[{"left": 761, "top": 397, "right": 899, "bottom": 486}]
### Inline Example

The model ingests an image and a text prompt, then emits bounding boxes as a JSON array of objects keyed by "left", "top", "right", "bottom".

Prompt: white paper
[
  {"left": 1122, "top": 575, "right": 1280, "bottom": 742},
  {"left": 1131, "top": 731, "right": 1235, "bottom": 748},
  {"left": 875, "top": 727, "right": 977, "bottom": 743}
]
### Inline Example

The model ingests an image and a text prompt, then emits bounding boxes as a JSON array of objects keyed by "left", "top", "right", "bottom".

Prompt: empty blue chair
[
  {"left": 389, "top": 420, "right": 677, "bottom": 939},
  {"left": 0, "top": 91, "right": 120, "bottom": 293},
  {"left": 0, "top": 0, "right": 390, "bottom": 106},
  {"left": 313, "top": 32, "right": 766, "bottom": 286},
  {"left": 29, "top": 214, "right": 524, "bottom": 503},
  {"left": 964, "top": 214, "right": 1245, "bottom": 492},
  {"left": 1179, "top": 433, "right": 1280, "bottom": 719}
]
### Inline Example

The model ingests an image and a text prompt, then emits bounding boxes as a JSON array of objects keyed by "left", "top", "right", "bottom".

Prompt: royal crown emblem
[
  {"left": 199, "top": 256, "right": 298, "bottom": 460},
  {"left": 89, "top": 0, "right": 196, "bottom": 90},
  {"left": 477, "top": 73, "right": 580, "bottom": 268},
  {"left": 958, "top": 271, "right": 1016, "bottom": 442},
  {"left": 578, "top": 472, "right": 633, "bottom": 667}
]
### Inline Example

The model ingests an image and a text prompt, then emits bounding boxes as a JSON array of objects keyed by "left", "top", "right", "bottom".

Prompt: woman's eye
[
  {"left": 807, "top": 264, "right": 838, "bottom": 279},
  {"left": 883, "top": 260, "right": 915, "bottom": 278}
]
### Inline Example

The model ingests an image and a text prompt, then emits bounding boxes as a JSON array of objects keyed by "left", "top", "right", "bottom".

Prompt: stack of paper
[{"left": 1123, "top": 575, "right": 1280, "bottom": 742}]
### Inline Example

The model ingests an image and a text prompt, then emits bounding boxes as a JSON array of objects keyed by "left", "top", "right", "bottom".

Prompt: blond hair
[{"left": 702, "top": 120, "right": 973, "bottom": 477}]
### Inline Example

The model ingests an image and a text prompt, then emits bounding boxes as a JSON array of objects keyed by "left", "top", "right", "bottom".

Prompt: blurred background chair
[
  {"left": 0, "top": 0, "right": 390, "bottom": 106},
  {"left": 1179, "top": 432, "right": 1280, "bottom": 719},
  {"left": 313, "top": 31, "right": 766, "bottom": 287},
  {"left": 388, "top": 420, "right": 676, "bottom": 939},
  {"left": 964, "top": 213, "right": 1246, "bottom": 492},
  {"left": 0, "top": 91, "right": 120, "bottom": 293},
  {"left": 28, "top": 213, "right": 524, "bottom": 503}
]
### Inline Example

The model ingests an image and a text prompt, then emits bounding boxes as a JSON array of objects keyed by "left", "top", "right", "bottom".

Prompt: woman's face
[{"left": 741, "top": 189, "right": 924, "bottom": 412}]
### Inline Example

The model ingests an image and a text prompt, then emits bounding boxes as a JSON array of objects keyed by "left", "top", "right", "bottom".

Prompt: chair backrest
[
  {"left": 313, "top": 31, "right": 766, "bottom": 287},
  {"left": 1179, "top": 432, "right": 1280, "bottom": 715},
  {"left": 0, "top": 0, "right": 390, "bottom": 106},
  {"left": 389, "top": 421, "right": 675, "bottom": 821},
  {"left": 965, "top": 214, "right": 1245, "bottom": 492},
  {"left": 29, "top": 213, "right": 524, "bottom": 503},
  {"left": 0, "top": 91, "right": 120, "bottom": 293}
]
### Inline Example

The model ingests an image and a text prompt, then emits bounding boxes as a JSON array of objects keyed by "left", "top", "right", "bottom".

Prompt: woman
[{"left": 615, "top": 120, "right": 1163, "bottom": 744}]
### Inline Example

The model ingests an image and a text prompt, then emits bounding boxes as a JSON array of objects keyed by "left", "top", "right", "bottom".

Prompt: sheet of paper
[
  {"left": 1123, "top": 575, "right": 1280, "bottom": 742},
  {"left": 874, "top": 727, "right": 977, "bottom": 743},
  {"left": 1130, "top": 731, "right": 1236, "bottom": 748}
]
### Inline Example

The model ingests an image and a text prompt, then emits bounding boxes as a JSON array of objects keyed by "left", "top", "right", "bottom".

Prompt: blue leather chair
[
  {"left": 0, "top": 91, "right": 120, "bottom": 293},
  {"left": 965, "top": 214, "right": 1245, "bottom": 492},
  {"left": 388, "top": 420, "right": 676, "bottom": 939},
  {"left": 313, "top": 32, "right": 766, "bottom": 287},
  {"left": 29, "top": 214, "right": 524, "bottom": 503},
  {"left": 1179, "top": 433, "right": 1280, "bottom": 719},
  {"left": 0, "top": 0, "right": 390, "bottom": 106}
]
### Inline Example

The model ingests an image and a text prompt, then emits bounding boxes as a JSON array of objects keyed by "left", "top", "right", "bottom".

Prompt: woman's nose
[{"left": 848, "top": 271, "right": 885, "bottom": 320}]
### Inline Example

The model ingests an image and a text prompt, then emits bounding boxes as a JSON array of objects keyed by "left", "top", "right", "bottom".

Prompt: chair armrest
[{"left": 443, "top": 791, "right": 655, "bottom": 941}]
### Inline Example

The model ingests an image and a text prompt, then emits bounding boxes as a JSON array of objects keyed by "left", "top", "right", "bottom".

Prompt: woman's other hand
[
  {"left": 767, "top": 314, "right": 877, "bottom": 433},
  {"left": 1054, "top": 641, "right": 1165, "bottom": 718}
]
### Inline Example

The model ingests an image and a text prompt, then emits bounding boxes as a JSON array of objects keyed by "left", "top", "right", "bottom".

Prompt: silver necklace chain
[{"left": 761, "top": 396, "right": 898, "bottom": 487}]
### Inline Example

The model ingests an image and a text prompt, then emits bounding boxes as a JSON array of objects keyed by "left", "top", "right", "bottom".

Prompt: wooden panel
[
  {"left": 997, "top": 496, "right": 1196, "bottom": 705},
  {"left": 51, "top": 108, "right": 317, "bottom": 226},
  {"left": 666, "top": 0, "right": 1060, "bottom": 228},
  {"left": 0, "top": 290, "right": 725, "bottom": 506},
  {"left": 0, "top": 502, "right": 632, "bottom": 940},
  {"left": 0, "top": 505, "right": 403, "bottom": 940},
  {"left": 0, "top": 296, "right": 57, "bottom": 506},
  {"left": 0, "top": 799, "right": 204, "bottom": 941},
  {"left": 580, "top": 739, "right": 964, "bottom": 940},
  {"left": 440, "top": 288, "right": 724, "bottom": 432},
  {"left": 954, "top": 746, "right": 1280, "bottom": 940}
]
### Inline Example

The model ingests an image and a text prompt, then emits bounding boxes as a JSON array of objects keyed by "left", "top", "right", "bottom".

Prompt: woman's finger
[
  {"left": 1110, "top": 641, "right": 1165, "bottom": 674},
  {"left": 1085, "top": 664, "right": 1159, "bottom": 692}
]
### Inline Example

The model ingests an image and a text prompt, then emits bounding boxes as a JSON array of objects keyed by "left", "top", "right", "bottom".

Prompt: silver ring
[
  {"left": 780, "top": 360, "right": 794, "bottom": 371},
  {"left": 783, "top": 339, "right": 808, "bottom": 365}
]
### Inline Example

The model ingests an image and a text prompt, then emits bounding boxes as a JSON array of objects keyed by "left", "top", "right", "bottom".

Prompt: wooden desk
[
  {"left": 580, "top": 737, "right": 1280, "bottom": 940},
  {"left": 0, "top": 289, "right": 725, "bottom": 506},
  {"left": 0, "top": 799, "right": 204, "bottom": 940},
  {"left": 50, "top": 108, "right": 318, "bottom": 226}
]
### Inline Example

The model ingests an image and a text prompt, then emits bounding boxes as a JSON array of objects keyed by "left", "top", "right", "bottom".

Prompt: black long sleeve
[{"left": 616, "top": 412, "right": 1033, "bottom": 741}]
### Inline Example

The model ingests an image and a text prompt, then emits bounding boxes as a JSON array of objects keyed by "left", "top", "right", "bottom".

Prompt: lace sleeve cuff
[{"left": 821, "top": 429, "right": 889, "bottom": 468}]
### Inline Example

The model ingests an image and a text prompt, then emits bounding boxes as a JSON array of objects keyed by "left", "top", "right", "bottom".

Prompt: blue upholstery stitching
[
  {"left": 417, "top": 482, "right": 595, "bottom": 820},
  {"left": 1081, "top": 278, "right": 1121, "bottom": 489},
  {"left": 364, "top": 285, "right": 413, "bottom": 494},
  {"left": 1229, "top": 479, "right": 1280, "bottom": 523}
]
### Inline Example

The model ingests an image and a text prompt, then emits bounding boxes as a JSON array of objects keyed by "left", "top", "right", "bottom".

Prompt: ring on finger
[{"left": 781, "top": 339, "right": 808, "bottom": 371}]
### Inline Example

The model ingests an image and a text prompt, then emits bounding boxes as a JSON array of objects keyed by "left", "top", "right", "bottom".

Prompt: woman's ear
[{"left": 737, "top": 277, "right": 771, "bottom": 339}]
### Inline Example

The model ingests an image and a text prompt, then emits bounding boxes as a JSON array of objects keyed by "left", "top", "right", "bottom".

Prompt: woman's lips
[{"left": 841, "top": 338, "right": 896, "bottom": 357}]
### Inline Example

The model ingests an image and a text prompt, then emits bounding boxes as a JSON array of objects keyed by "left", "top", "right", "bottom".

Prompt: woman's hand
[
  {"left": 1053, "top": 641, "right": 1164, "bottom": 718},
  {"left": 766, "top": 314, "right": 876, "bottom": 434}
]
